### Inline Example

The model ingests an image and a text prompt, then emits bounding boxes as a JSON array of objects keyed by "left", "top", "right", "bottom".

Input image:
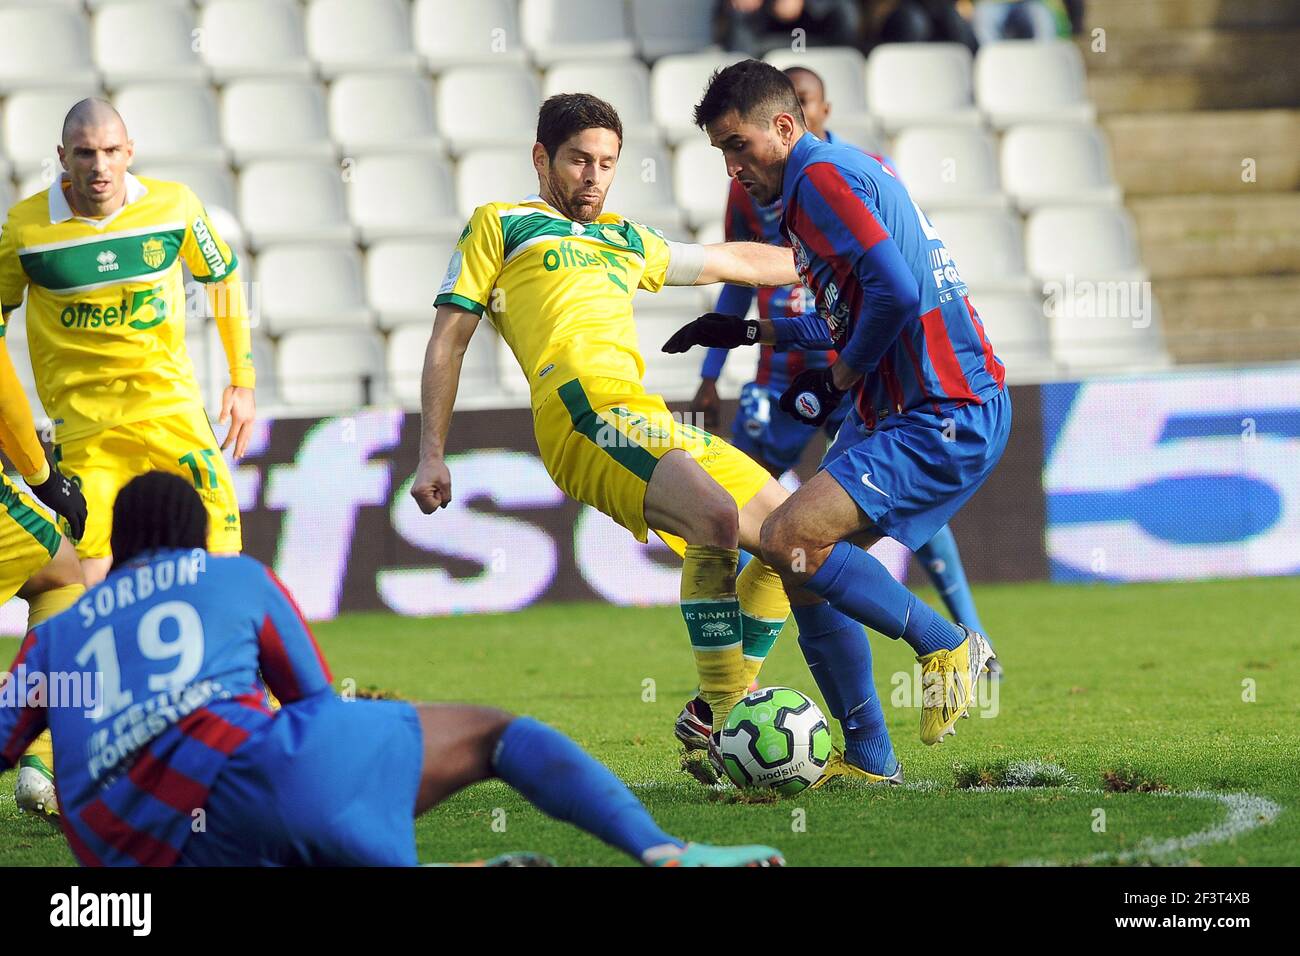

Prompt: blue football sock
[
  {"left": 916, "top": 525, "right": 985, "bottom": 634},
  {"left": 492, "top": 717, "right": 682, "bottom": 861},
  {"left": 737, "top": 548, "right": 754, "bottom": 573},
  {"left": 794, "top": 603, "right": 896, "bottom": 776},
  {"left": 806, "top": 541, "right": 964, "bottom": 656}
]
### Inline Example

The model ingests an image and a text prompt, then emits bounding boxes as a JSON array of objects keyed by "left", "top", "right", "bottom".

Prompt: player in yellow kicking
[
  {"left": 410, "top": 94, "right": 797, "bottom": 760},
  {"left": 0, "top": 98, "right": 256, "bottom": 589},
  {"left": 0, "top": 308, "right": 88, "bottom": 817}
]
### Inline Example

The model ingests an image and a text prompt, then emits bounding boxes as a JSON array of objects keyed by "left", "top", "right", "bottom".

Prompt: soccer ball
[{"left": 719, "top": 687, "right": 832, "bottom": 795}]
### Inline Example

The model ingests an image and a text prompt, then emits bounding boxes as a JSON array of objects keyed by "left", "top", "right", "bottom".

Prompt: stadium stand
[{"left": 8, "top": 0, "right": 1285, "bottom": 418}]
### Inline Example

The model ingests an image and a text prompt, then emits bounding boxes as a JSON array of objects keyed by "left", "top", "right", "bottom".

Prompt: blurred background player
[
  {"left": 0, "top": 314, "right": 86, "bottom": 818},
  {"left": 689, "top": 66, "right": 1000, "bottom": 680},
  {"left": 681, "top": 61, "right": 1010, "bottom": 785},
  {"left": 411, "top": 94, "right": 800, "bottom": 755},
  {"left": 0, "top": 98, "right": 257, "bottom": 590},
  {"left": 0, "top": 471, "right": 783, "bottom": 868}
]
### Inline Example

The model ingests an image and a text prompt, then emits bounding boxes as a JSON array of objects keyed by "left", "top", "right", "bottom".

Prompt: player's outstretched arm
[
  {"left": 697, "top": 241, "right": 799, "bottom": 288},
  {"left": 411, "top": 304, "right": 481, "bottom": 514}
]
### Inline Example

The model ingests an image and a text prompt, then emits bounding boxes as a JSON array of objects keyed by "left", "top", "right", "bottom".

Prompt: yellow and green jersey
[
  {"left": 435, "top": 195, "right": 673, "bottom": 406},
  {"left": 0, "top": 173, "right": 253, "bottom": 443}
]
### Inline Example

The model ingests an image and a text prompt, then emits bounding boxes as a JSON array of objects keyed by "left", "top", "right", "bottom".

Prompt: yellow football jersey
[
  {"left": 435, "top": 195, "right": 673, "bottom": 406},
  {"left": 0, "top": 173, "right": 253, "bottom": 443}
]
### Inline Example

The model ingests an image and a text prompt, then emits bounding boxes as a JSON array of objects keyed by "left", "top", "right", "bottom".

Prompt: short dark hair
[
  {"left": 536, "top": 93, "right": 623, "bottom": 158},
  {"left": 110, "top": 471, "right": 208, "bottom": 570},
  {"left": 694, "top": 59, "right": 805, "bottom": 130}
]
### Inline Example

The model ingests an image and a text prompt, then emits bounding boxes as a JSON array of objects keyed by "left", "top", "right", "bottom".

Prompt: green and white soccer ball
[{"left": 719, "top": 687, "right": 832, "bottom": 795}]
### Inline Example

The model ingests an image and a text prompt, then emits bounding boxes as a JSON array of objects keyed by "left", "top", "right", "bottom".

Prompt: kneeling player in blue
[
  {"left": 675, "top": 62, "right": 1011, "bottom": 785},
  {"left": 0, "top": 472, "right": 782, "bottom": 867}
]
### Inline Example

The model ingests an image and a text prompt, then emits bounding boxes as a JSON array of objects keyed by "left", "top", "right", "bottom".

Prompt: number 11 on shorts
[{"left": 179, "top": 449, "right": 220, "bottom": 490}]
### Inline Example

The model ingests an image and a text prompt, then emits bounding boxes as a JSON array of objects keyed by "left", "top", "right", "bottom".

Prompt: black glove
[
  {"left": 661, "top": 313, "right": 760, "bottom": 353},
  {"left": 28, "top": 458, "right": 87, "bottom": 541},
  {"left": 779, "top": 367, "right": 846, "bottom": 428}
]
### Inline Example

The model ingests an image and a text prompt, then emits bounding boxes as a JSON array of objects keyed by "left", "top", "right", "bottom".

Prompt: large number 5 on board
[{"left": 75, "top": 601, "right": 206, "bottom": 721}]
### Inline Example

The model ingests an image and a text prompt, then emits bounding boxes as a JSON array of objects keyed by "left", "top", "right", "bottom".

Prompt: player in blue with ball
[
  {"left": 0, "top": 472, "right": 782, "bottom": 867},
  {"left": 668, "top": 61, "right": 1011, "bottom": 786}
]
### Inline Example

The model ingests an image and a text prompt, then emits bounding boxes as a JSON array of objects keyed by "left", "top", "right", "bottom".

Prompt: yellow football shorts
[
  {"left": 534, "top": 377, "right": 770, "bottom": 556},
  {"left": 0, "top": 472, "right": 61, "bottom": 604},
  {"left": 56, "top": 406, "right": 243, "bottom": 560}
]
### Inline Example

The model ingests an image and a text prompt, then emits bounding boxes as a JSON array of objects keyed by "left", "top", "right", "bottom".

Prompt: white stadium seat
[
  {"left": 2, "top": 87, "right": 101, "bottom": 176},
  {"left": 329, "top": 72, "right": 441, "bottom": 156},
  {"left": 672, "top": 138, "right": 733, "bottom": 229},
  {"left": 1025, "top": 205, "right": 1147, "bottom": 282},
  {"left": 694, "top": 219, "right": 724, "bottom": 246},
  {"left": 1048, "top": 291, "right": 1170, "bottom": 372},
  {"left": 926, "top": 208, "right": 1033, "bottom": 293},
  {"left": 965, "top": 291, "right": 1055, "bottom": 382},
  {"left": 1000, "top": 123, "right": 1122, "bottom": 210},
  {"left": 366, "top": 238, "right": 455, "bottom": 329},
  {"left": 866, "top": 43, "right": 980, "bottom": 131},
  {"left": 277, "top": 328, "right": 385, "bottom": 409},
  {"left": 631, "top": 0, "right": 715, "bottom": 61},
  {"left": 414, "top": 0, "right": 527, "bottom": 68},
  {"left": 651, "top": 51, "right": 745, "bottom": 144},
  {"left": 198, "top": 0, "right": 312, "bottom": 81},
  {"left": 347, "top": 154, "right": 461, "bottom": 242},
  {"left": 190, "top": 325, "right": 278, "bottom": 411},
  {"left": 255, "top": 243, "right": 372, "bottom": 335},
  {"left": 131, "top": 161, "right": 236, "bottom": 215},
  {"left": 892, "top": 126, "right": 1006, "bottom": 210},
  {"left": 436, "top": 65, "right": 541, "bottom": 154},
  {"left": 93, "top": 0, "right": 204, "bottom": 87},
  {"left": 115, "top": 84, "right": 225, "bottom": 165},
  {"left": 221, "top": 79, "right": 334, "bottom": 164},
  {"left": 764, "top": 47, "right": 869, "bottom": 120},
  {"left": 387, "top": 321, "right": 510, "bottom": 410},
  {"left": 544, "top": 60, "right": 654, "bottom": 130},
  {"left": 305, "top": 0, "right": 419, "bottom": 77},
  {"left": 975, "top": 40, "right": 1094, "bottom": 128},
  {"left": 606, "top": 140, "right": 683, "bottom": 233},
  {"left": 455, "top": 148, "right": 539, "bottom": 219},
  {"left": 823, "top": 117, "right": 885, "bottom": 155},
  {"left": 521, "top": 0, "right": 636, "bottom": 66},
  {"left": 238, "top": 160, "right": 353, "bottom": 247},
  {"left": 635, "top": 310, "right": 710, "bottom": 398},
  {"left": 0, "top": 4, "right": 96, "bottom": 92},
  {"left": 16, "top": 169, "right": 58, "bottom": 203}
]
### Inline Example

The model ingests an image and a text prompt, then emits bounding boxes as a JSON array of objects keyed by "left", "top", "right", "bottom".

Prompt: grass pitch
[{"left": 2, "top": 577, "right": 1296, "bottom": 866}]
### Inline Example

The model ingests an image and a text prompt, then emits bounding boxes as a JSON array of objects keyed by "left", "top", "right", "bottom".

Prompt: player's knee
[
  {"left": 758, "top": 509, "right": 801, "bottom": 575},
  {"left": 698, "top": 493, "right": 739, "bottom": 547}
]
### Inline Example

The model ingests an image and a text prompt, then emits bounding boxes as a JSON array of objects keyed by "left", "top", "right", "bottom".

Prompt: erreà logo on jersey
[
  {"left": 96, "top": 250, "right": 118, "bottom": 273},
  {"left": 191, "top": 217, "right": 227, "bottom": 279}
]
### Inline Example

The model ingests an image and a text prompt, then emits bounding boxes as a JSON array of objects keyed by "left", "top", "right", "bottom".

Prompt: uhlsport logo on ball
[
  {"left": 719, "top": 687, "right": 832, "bottom": 795},
  {"left": 795, "top": 392, "right": 821, "bottom": 419}
]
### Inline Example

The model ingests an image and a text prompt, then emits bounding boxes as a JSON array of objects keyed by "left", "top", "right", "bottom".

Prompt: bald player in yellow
[
  {"left": 0, "top": 306, "right": 88, "bottom": 818},
  {"left": 0, "top": 99, "right": 257, "bottom": 588},
  {"left": 410, "top": 94, "right": 798, "bottom": 757}
]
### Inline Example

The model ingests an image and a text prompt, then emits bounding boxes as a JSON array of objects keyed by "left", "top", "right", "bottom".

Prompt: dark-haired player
[
  {"left": 688, "top": 66, "right": 1000, "bottom": 706},
  {"left": 0, "top": 472, "right": 783, "bottom": 867},
  {"left": 669, "top": 61, "right": 1009, "bottom": 784},
  {"left": 410, "top": 94, "right": 799, "bottom": 748}
]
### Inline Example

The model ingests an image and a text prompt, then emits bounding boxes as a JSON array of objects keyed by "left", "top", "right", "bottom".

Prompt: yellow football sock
[
  {"left": 26, "top": 583, "right": 84, "bottom": 627},
  {"left": 737, "top": 558, "right": 790, "bottom": 689},
  {"left": 23, "top": 584, "right": 84, "bottom": 774},
  {"left": 681, "top": 544, "right": 745, "bottom": 732}
]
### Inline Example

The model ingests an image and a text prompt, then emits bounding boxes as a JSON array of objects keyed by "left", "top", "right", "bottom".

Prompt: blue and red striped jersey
[
  {"left": 776, "top": 132, "right": 1005, "bottom": 427},
  {"left": 0, "top": 549, "right": 332, "bottom": 866}
]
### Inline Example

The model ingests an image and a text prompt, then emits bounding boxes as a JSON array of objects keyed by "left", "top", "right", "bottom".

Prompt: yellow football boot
[{"left": 918, "top": 625, "right": 994, "bottom": 745}]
